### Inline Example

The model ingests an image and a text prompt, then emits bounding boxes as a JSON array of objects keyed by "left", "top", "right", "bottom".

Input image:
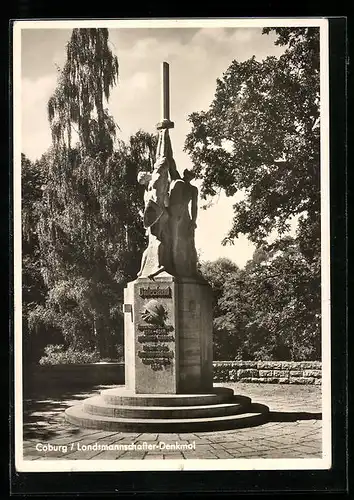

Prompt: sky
[{"left": 20, "top": 25, "right": 286, "bottom": 267}]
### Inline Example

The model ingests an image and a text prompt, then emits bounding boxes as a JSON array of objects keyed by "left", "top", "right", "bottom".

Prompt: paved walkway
[{"left": 22, "top": 383, "right": 322, "bottom": 460}]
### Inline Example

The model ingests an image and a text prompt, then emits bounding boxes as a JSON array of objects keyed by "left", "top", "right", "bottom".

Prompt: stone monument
[{"left": 65, "top": 62, "right": 269, "bottom": 432}]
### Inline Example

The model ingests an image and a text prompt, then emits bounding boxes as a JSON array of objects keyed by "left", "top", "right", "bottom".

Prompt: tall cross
[{"left": 156, "top": 61, "right": 174, "bottom": 130}]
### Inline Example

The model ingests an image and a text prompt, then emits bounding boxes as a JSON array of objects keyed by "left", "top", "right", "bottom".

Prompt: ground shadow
[
  {"left": 268, "top": 411, "right": 322, "bottom": 422},
  {"left": 23, "top": 384, "right": 115, "bottom": 441}
]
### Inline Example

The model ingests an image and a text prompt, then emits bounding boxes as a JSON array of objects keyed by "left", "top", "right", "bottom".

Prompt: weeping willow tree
[
  {"left": 47, "top": 28, "right": 119, "bottom": 155},
  {"left": 33, "top": 28, "right": 155, "bottom": 358}
]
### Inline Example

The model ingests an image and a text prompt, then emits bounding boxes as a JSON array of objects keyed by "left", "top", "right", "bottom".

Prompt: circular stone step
[
  {"left": 65, "top": 403, "right": 269, "bottom": 432},
  {"left": 82, "top": 395, "right": 252, "bottom": 419},
  {"left": 100, "top": 386, "right": 239, "bottom": 407}
]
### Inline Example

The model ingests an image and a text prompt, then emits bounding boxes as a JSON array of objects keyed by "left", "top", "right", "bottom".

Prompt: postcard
[{"left": 13, "top": 17, "right": 331, "bottom": 474}]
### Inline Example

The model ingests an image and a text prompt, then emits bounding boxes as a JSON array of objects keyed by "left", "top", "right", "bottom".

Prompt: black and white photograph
[{"left": 13, "top": 18, "right": 331, "bottom": 473}]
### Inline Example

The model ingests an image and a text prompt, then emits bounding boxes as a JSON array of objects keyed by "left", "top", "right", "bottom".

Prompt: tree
[
  {"left": 22, "top": 153, "right": 44, "bottom": 354},
  {"left": 39, "top": 28, "right": 121, "bottom": 357},
  {"left": 199, "top": 258, "right": 240, "bottom": 359},
  {"left": 199, "top": 258, "right": 239, "bottom": 316},
  {"left": 185, "top": 27, "right": 320, "bottom": 255},
  {"left": 30, "top": 28, "right": 157, "bottom": 358},
  {"left": 185, "top": 28, "right": 321, "bottom": 360},
  {"left": 22, "top": 153, "right": 45, "bottom": 308},
  {"left": 22, "top": 154, "right": 61, "bottom": 363},
  {"left": 34, "top": 131, "right": 156, "bottom": 358},
  {"left": 47, "top": 28, "right": 119, "bottom": 156},
  {"left": 217, "top": 241, "right": 321, "bottom": 361}
]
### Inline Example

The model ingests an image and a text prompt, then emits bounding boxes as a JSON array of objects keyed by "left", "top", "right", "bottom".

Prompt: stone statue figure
[
  {"left": 137, "top": 129, "right": 173, "bottom": 279},
  {"left": 168, "top": 168, "right": 199, "bottom": 278},
  {"left": 137, "top": 128, "right": 199, "bottom": 280}
]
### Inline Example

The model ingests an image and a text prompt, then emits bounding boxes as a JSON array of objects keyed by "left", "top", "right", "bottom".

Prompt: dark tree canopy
[
  {"left": 22, "top": 154, "right": 62, "bottom": 364},
  {"left": 219, "top": 241, "right": 320, "bottom": 361},
  {"left": 22, "top": 153, "right": 47, "bottom": 309}
]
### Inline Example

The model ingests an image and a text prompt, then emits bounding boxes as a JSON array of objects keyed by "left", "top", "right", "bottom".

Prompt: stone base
[
  {"left": 65, "top": 385, "right": 269, "bottom": 432},
  {"left": 124, "top": 275, "right": 213, "bottom": 394}
]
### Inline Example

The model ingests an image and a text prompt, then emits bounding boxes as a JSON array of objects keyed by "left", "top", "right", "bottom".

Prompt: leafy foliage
[
  {"left": 188, "top": 28, "right": 321, "bottom": 360},
  {"left": 24, "top": 28, "right": 158, "bottom": 360},
  {"left": 33, "top": 131, "right": 155, "bottom": 358},
  {"left": 48, "top": 28, "right": 119, "bottom": 155},
  {"left": 201, "top": 246, "right": 321, "bottom": 361},
  {"left": 185, "top": 27, "right": 320, "bottom": 257},
  {"left": 199, "top": 257, "right": 239, "bottom": 322},
  {"left": 220, "top": 242, "right": 320, "bottom": 360},
  {"left": 22, "top": 154, "right": 51, "bottom": 363}
]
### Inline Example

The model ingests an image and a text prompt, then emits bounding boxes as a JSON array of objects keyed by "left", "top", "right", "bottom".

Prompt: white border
[
  {"left": 13, "top": 17, "right": 331, "bottom": 473},
  {"left": 319, "top": 20, "right": 331, "bottom": 469}
]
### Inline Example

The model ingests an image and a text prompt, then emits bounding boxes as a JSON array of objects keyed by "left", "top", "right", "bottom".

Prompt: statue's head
[
  {"left": 183, "top": 169, "right": 195, "bottom": 182},
  {"left": 137, "top": 171, "right": 152, "bottom": 186}
]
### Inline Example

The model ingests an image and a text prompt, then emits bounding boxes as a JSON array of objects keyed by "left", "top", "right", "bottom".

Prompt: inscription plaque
[
  {"left": 138, "top": 335, "right": 175, "bottom": 343},
  {"left": 137, "top": 326, "right": 175, "bottom": 371},
  {"left": 136, "top": 297, "right": 175, "bottom": 372},
  {"left": 132, "top": 278, "right": 178, "bottom": 393},
  {"left": 139, "top": 286, "right": 172, "bottom": 298}
]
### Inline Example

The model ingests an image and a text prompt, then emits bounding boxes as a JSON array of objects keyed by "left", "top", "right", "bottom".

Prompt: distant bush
[{"left": 39, "top": 344, "right": 101, "bottom": 365}]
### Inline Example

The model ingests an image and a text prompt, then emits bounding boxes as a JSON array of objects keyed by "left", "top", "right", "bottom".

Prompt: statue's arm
[{"left": 159, "top": 128, "right": 180, "bottom": 181}]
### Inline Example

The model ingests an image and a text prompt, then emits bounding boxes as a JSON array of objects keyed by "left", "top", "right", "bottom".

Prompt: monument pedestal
[
  {"left": 65, "top": 275, "right": 269, "bottom": 432},
  {"left": 124, "top": 275, "right": 213, "bottom": 395}
]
